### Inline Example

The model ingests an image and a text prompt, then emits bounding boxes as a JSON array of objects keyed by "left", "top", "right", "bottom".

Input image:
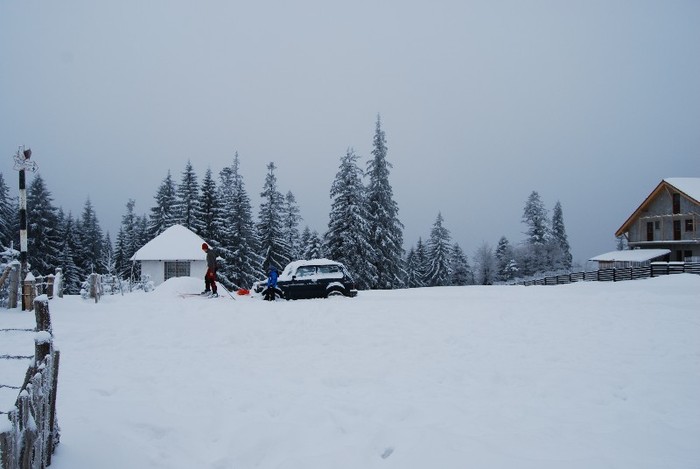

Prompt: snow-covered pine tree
[
  {"left": 77, "top": 198, "right": 104, "bottom": 274},
  {"left": 114, "top": 228, "right": 128, "bottom": 279},
  {"left": 425, "top": 212, "right": 452, "bottom": 287},
  {"left": 414, "top": 237, "right": 428, "bottom": 287},
  {"left": 115, "top": 199, "right": 141, "bottom": 279},
  {"left": 550, "top": 201, "right": 572, "bottom": 270},
  {"left": 365, "top": 116, "right": 404, "bottom": 289},
  {"left": 326, "top": 148, "right": 376, "bottom": 290},
  {"left": 474, "top": 242, "right": 497, "bottom": 285},
  {"left": 300, "top": 226, "right": 325, "bottom": 260},
  {"left": 176, "top": 160, "right": 201, "bottom": 232},
  {"left": 217, "top": 154, "right": 262, "bottom": 289},
  {"left": 616, "top": 235, "right": 628, "bottom": 251},
  {"left": 148, "top": 171, "right": 178, "bottom": 238},
  {"left": 305, "top": 230, "right": 324, "bottom": 259},
  {"left": 58, "top": 211, "right": 82, "bottom": 294},
  {"left": 450, "top": 243, "right": 472, "bottom": 286},
  {"left": 198, "top": 168, "right": 220, "bottom": 242},
  {"left": 257, "top": 162, "right": 291, "bottom": 271},
  {"left": 299, "top": 226, "right": 312, "bottom": 259},
  {"left": 523, "top": 191, "right": 549, "bottom": 246},
  {"left": 521, "top": 191, "right": 549, "bottom": 276},
  {"left": 101, "top": 232, "right": 116, "bottom": 276},
  {"left": 135, "top": 215, "right": 150, "bottom": 252},
  {"left": 283, "top": 191, "right": 302, "bottom": 261},
  {"left": 26, "top": 174, "right": 61, "bottom": 274},
  {"left": 495, "top": 236, "right": 518, "bottom": 282},
  {"left": 404, "top": 246, "right": 423, "bottom": 288},
  {"left": 0, "top": 172, "right": 16, "bottom": 249}
]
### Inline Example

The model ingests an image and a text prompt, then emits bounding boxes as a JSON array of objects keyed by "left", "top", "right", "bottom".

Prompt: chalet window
[
  {"left": 684, "top": 250, "right": 693, "bottom": 260},
  {"left": 646, "top": 222, "right": 654, "bottom": 241},
  {"left": 654, "top": 221, "right": 660, "bottom": 230},
  {"left": 164, "top": 261, "right": 190, "bottom": 281},
  {"left": 673, "top": 220, "right": 681, "bottom": 241},
  {"left": 686, "top": 219, "right": 694, "bottom": 232},
  {"left": 672, "top": 193, "right": 681, "bottom": 214}
]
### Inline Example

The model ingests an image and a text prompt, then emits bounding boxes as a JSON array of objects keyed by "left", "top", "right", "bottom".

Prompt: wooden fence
[
  {"left": 519, "top": 261, "right": 700, "bottom": 286},
  {"left": 0, "top": 297, "right": 60, "bottom": 469},
  {"left": 1, "top": 267, "right": 62, "bottom": 311}
]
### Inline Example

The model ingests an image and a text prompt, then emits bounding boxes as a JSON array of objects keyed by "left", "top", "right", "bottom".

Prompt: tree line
[
  {"left": 403, "top": 193, "right": 573, "bottom": 287},
  {"left": 1, "top": 116, "right": 572, "bottom": 293}
]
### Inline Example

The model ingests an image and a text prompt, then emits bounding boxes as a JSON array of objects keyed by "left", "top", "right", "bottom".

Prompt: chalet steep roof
[
  {"left": 663, "top": 178, "right": 700, "bottom": 203},
  {"left": 130, "top": 224, "right": 208, "bottom": 261},
  {"left": 615, "top": 177, "right": 700, "bottom": 237}
]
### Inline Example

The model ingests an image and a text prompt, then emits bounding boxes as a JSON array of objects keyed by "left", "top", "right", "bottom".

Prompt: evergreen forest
[{"left": 0, "top": 117, "right": 573, "bottom": 294}]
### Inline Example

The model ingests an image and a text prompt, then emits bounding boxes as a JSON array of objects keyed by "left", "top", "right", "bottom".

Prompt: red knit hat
[{"left": 202, "top": 243, "right": 209, "bottom": 250}]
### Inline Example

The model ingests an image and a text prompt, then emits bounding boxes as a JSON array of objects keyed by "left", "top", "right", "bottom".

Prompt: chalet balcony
[{"left": 628, "top": 212, "right": 699, "bottom": 244}]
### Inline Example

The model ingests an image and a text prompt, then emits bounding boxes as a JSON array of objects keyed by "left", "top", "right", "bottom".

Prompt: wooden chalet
[{"left": 615, "top": 178, "right": 700, "bottom": 262}]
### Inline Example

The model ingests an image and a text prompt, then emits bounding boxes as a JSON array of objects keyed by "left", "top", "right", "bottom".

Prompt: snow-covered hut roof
[
  {"left": 130, "top": 224, "right": 208, "bottom": 261},
  {"left": 615, "top": 177, "right": 700, "bottom": 237},
  {"left": 589, "top": 249, "right": 671, "bottom": 263}
]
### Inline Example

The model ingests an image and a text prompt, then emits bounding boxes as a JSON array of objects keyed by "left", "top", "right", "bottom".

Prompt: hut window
[
  {"left": 686, "top": 219, "right": 694, "bottom": 232},
  {"left": 165, "top": 261, "right": 190, "bottom": 280},
  {"left": 672, "top": 193, "right": 681, "bottom": 214}
]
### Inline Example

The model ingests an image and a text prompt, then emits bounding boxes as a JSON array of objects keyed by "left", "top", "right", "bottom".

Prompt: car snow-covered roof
[{"left": 279, "top": 258, "right": 344, "bottom": 280}]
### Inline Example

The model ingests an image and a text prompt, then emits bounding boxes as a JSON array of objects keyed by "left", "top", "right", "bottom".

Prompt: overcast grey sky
[{"left": 1, "top": 0, "right": 699, "bottom": 264}]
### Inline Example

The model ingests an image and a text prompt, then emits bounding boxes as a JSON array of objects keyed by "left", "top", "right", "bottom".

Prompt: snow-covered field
[{"left": 4, "top": 275, "right": 700, "bottom": 468}]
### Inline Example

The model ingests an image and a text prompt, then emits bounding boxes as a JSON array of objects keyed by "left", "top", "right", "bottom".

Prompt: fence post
[
  {"left": 46, "top": 274, "right": 55, "bottom": 299},
  {"left": 0, "top": 264, "right": 11, "bottom": 288},
  {"left": 54, "top": 267, "right": 63, "bottom": 298},
  {"left": 47, "top": 348, "right": 60, "bottom": 465},
  {"left": 8, "top": 263, "right": 19, "bottom": 309},
  {"left": 22, "top": 273, "right": 36, "bottom": 312},
  {"left": 34, "top": 295, "right": 60, "bottom": 466},
  {"left": 89, "top": 273, "right": 102, "bottom": 303}
]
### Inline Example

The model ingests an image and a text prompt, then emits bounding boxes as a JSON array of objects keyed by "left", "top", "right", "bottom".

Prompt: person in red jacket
[{"left": 201, "top": 243, "right": 218, "bottom": 297}]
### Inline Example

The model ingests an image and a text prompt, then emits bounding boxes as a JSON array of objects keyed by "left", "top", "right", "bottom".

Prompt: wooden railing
[
  {"left": 518, "top": 261, "right": 700, "bottom": 286},
  {"left": 0, "top": 297, "right": 60, "bottom": 468}
]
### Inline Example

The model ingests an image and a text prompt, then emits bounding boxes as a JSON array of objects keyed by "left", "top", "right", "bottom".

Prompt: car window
[
  {"left": 295, "top": 266, "right": 316, "bottom": 277},
  {"left": 316, "top": 264, "right": 343, "bottom": 279},
  {"left": 317, "top": 265, "right": 340, "bottom": 274}
]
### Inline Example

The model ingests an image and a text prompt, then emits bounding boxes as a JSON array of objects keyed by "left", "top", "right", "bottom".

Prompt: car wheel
[{"left": 326, "top": 287, "right": 344, "bottom": 298}]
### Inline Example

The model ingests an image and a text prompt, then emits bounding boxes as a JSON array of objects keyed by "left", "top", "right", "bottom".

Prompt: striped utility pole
[{"left": 13, "top": 145, "right": 38, "bottom": 310}]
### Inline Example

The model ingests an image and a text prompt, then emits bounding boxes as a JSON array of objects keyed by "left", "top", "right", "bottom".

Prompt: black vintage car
[{"left": 257, "top": 259, "right": 358, "bottom": 300}]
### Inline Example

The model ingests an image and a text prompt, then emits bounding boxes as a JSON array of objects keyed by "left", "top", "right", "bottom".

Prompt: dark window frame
[
  {"left": 672, "top": 193, "right": 681, "bottom": 214},
  {"left": 164, "top": 261, "right": 191, "bottom": 281},
  {"left": 673, "top": 220, "right": 681, "bottom": 241}
]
